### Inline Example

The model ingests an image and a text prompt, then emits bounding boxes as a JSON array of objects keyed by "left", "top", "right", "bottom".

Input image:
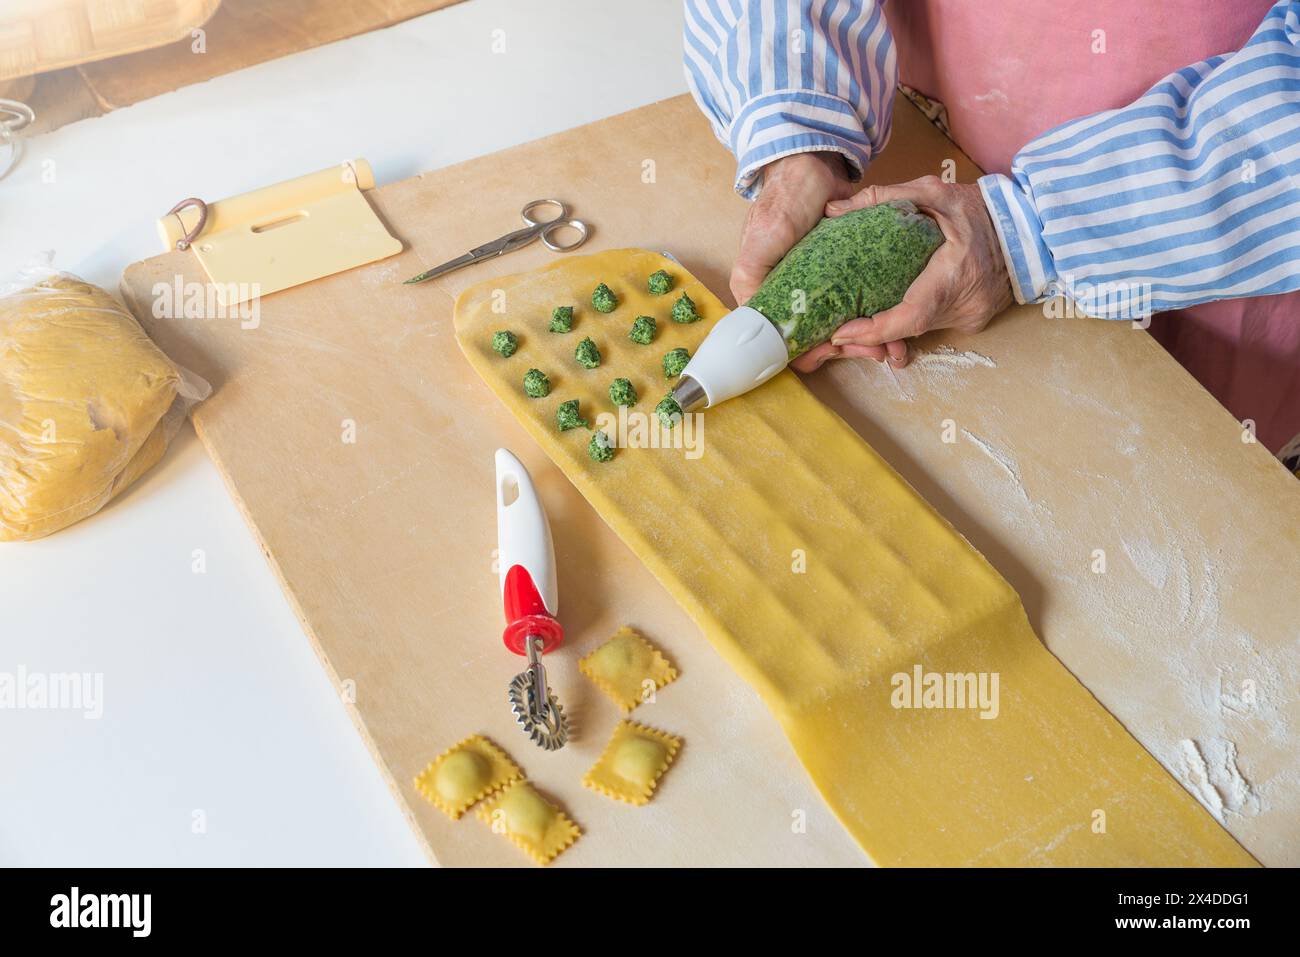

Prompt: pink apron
[{"left": 890, "top": 0, "right": 1300, "bottom": 453}]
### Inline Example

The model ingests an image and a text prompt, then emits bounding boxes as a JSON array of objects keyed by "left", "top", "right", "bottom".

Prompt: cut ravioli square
[
  {"left": 476, "top": 781, "right": 581, "bottom": 865},
  {"left": 413, "top": 734, "right": 523, "bottom": 819},
  {"left": 583, "top": 720, "right": 682, "bottom": 806},
  {"left": 578, "top": 626, "right": 678, "bottom": 713}
]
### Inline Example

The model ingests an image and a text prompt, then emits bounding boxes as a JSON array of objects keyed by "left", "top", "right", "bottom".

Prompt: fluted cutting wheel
[{"left": 509, "top": 670, "right": 570, "bottom": 750}]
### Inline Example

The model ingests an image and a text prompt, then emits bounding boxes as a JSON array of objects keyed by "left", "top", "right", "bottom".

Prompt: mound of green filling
[
  {"left": 670, "top": 292, "right": 700, "bottom": 323},
  {"left": 522, "top": 368, "right": 550, "bottom": 398},
  {"left": 647, "top": 269, "right": 673, "bottom": 295},
  {"left": 629, "top": 315, "right": 656, "bottom": 345},
  {"left": 574, "top": 336, "right": 601, "bottom": 369},
  {"left": 491, "top": 330, "right": 517, "bottom": 357},
  {"left": 549, "top": 306, "right": 574, "bottom": 333},
  {"left": 591, "top": 283, "right": 618, "bottom": 313},
  {"left": 588, "top": 430, "right": 615, "bottom": 462},
  {"left": 609, "top": 378, "right": 637, "bottom": 407},
  {"left": 655, "top": 394, "right": 683, "bottom": 429},
  {"left": 662, "top": 347, "right": 690, "bottom": 378},
  {"left": 556, "top": 398, "right": 587, "bottom": 431},
  {"left": 746, "top": 201, "right": 944, "bottom": 359}
]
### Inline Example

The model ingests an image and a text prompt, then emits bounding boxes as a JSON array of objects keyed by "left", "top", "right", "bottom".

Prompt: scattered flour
[
  {"left": 1030, "top": 480, "right": 1291, "bottom": 854},
  {"left": 913, "top": 344, "right": 998, "bottom": 371},
  {"left": 875, "top": 344, "right": 998, "bottom": 401},
  {"left": 961, "top": 428, "right": 1030, "bottom": 503},
  {"left": 361, "top": 262, "right": 401, "bottom": 286},
  {"left": 1178, "top": 738, "right": 1261, "bottom": 820},
  {"left": 1120, "top": 538, "right": 1171, "bottom": 591}
]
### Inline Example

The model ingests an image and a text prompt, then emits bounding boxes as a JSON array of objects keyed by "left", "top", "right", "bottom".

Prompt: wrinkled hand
[
  {"left": 730, "top": 152, "right": 857, "bottom": 305},
  {"left": 791, "top": 177, "right": 1014, "bottom": 373}
]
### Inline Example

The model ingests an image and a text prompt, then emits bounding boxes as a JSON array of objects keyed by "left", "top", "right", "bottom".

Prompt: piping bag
[{"left": 670, "top": 201, "right": 943, "bottom": 412}]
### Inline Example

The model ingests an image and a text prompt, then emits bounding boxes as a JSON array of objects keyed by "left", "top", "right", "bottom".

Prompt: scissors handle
[{"left": 522, "top": 198, "right": 588, "bottom": 252}]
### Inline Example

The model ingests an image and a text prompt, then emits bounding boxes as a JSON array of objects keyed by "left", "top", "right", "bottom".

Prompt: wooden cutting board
[{"left": 121, "top": 94, "right": 1300, "bottom": 866}]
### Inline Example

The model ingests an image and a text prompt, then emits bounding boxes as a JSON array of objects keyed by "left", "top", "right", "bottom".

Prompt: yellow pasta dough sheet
[
  {"left": 476, "top": 781, "right": 581, "bottom": 865},
  {"left": 452, "top": 248, "right": 1257, "bottom": 867},
  {"left": 579, "top": 626, "right": 678, "bottom": 713},
  {"left": 584, "top": 720, "right": 682, "bottom": 806},
  {"left": 413, "top": 734, "right": 523, "bottom": 819}
]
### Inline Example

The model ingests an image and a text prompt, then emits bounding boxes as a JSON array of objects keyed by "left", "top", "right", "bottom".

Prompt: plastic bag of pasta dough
[{"left": 0, "top": 266, "right": 210, "bottom": 542}]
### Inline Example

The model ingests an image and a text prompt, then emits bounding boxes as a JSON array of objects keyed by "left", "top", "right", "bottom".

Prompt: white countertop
[{"left": 0, "top": 0, "right": 689, "bottom": 866}]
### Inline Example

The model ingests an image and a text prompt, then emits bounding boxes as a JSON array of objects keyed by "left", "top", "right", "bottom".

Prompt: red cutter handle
[{"left": 501, "top": 563, "right": 563, "bottom": 656}]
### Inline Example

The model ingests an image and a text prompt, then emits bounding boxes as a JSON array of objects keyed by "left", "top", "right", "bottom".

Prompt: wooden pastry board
[{"left": 121, "top": 94, "right": 1300, "bottom": 867}]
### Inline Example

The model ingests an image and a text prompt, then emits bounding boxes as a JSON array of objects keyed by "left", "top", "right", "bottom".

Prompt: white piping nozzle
[{"left": 670, "top": 306, "right": 789, "bottom": 411}]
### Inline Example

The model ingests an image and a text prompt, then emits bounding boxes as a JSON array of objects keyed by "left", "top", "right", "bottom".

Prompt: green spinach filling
[
  {"left": 591, "top": 283, "right": 618, "bottom": 313},
  {"left": 491, "top": 330, "right": 517, "bottom": 357},
  {"left": 549, "top": 306, "right": 574, "bottom": 333},
  {"left": 629, "top": 315, "right": 656, "bottom": 345},
  {"left": 609, "top": 378, "right": 637, "bottom": 407},
  {"left": 574, "top": 336, "right": 601, "bottom": 369},
  {"left": 589, "top": 430, "right": 616, "bottom": 462},
  {"left": 655, "top": 394, "right": 683, "bottom": 428},
  {"left": 556, "top": 398, "right": 588, "bottom": 431},
  {"left": 662, "top": 347, "right": 690, "bottom": 378},
  {"left": 670, "top": 292, "right": 700, "bottom": 324},
  {"left": 523, "top": 368, "right": 550, "bottom": 398},
  {"left": 745, "top": 202, "right": 943, "bottom": 359}
]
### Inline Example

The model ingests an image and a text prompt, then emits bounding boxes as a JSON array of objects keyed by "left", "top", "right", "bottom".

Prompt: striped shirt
[
  {"left": 683, "top": 0, "right": 896, "bottom": 199},
  {"left": 684, "top": 0, "right": 1300, "bottom": 319}
]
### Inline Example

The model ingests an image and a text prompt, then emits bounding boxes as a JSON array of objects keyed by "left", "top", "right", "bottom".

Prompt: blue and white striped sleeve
[
  {"left": 683, "top": 0, "right": 896, "bottom": 200},
  {"left": 979, "top": 1, "right": 1300, "bottom": 318}
]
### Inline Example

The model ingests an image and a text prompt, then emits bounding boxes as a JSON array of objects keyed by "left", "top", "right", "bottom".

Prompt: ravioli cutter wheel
[{"left": 495, "top": 448, "right": 570, "bottom": 751}]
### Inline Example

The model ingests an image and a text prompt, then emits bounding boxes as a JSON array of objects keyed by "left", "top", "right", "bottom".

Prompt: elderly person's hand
[
  {"left": 729, "top": 152, "right": 858, "bottom": 305},
  {"left": 791, "top": 177, "right": 1014, "bottom": 373}
]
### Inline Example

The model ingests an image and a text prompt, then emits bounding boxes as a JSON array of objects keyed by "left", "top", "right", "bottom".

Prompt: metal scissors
[{"left": 403, "top": 198, "right": 589, "bottom": 284}]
